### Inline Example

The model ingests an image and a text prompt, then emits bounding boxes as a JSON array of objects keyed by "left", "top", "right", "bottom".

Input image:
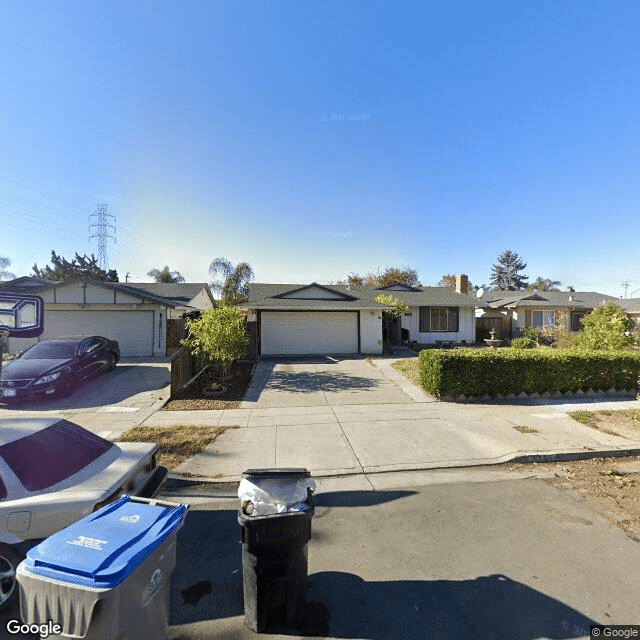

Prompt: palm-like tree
[
  {"left": 527, "top": 276, "right": 561, "bottom": 292},
  {"left": 208, "top": 257, "right": 254, "bottom": 305},
  {"left": 0, "top": 256, "right": 15, "bottom": 280},
  {"left": 147, "top": 266, "right": 185, "bottom": 283}
]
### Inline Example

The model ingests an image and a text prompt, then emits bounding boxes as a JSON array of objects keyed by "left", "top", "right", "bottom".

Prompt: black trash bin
[{"left": 238, "top": 468, "right": 315, "bottom": 632}]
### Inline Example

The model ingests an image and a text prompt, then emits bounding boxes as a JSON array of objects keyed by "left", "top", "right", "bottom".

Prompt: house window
[
  {"left": 532, "top": 310, "right": 555, "bottom": 328},
  {"left": 419, "top": 307, "right": 459, "bottom": 332},
  {"left": 571, "top": 311, "right": 586, "bottom": 332}
]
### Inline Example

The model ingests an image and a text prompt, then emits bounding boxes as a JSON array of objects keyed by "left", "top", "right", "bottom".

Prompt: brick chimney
[{"left": 455, "top": 274, "right": 469, "bottom": 295}]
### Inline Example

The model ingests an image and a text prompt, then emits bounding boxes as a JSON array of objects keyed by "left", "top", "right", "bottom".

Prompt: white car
[{"left": 0, "top": 418, "right": 167, "bottom": 610}]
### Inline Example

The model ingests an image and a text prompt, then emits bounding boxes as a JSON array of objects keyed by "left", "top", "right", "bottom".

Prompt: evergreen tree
[
  {"left": 490, "top": 250, "right": 528, "bottom": 291},
  {"left": 32, "top": 251, "right": 119, "bottom": 282}
]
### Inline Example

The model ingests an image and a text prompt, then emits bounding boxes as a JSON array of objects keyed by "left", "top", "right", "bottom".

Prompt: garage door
[
  {"left": 39, "top": 310, "right": 155, "bottom": 357},
  {"left": 261, "top": 311, "right": 358, "bottom": 355}
]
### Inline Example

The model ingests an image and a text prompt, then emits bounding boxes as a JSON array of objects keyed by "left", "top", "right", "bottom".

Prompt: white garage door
[
  {"left": 39, "top": 310, "right": 155, "bottom": 357},
  {"left": 261, "top": 311, "right": 358, "bottom": 355}
]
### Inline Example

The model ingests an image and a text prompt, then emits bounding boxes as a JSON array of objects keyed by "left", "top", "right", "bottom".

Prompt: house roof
[
  {"left": 245, "top": 283, "right": 390, "bottom": 310},
  {"left": 354, "top": 285, "right": 477, "bottom": 307},
  {"left": 478, "top": 290, "right": 618, "bottom": 310},
  {"left": 621, "top": 298, "right": 640, "bottom": 313},
  {"left": 245, "top": 283, "right": 477, "bottom": 310},
  {"left": 124, "top": 282, "right": 215, "bottom": 306},
  {"left": 0, "top": 277, "right": 214, "bottom": 308}
]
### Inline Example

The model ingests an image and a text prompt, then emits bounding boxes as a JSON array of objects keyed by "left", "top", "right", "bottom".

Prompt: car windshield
[
  {"left": 21, "top": 341, "right": 79, "bottom": 359},
  {"left": 0, "top": 420, "right": 113, "bottom": 492}
]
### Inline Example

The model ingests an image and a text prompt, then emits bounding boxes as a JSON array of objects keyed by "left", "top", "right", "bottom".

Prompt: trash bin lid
[
  {"left": 242, "top": 468, "right": 310, "bottom": 480},
  {"left": 23, "top": 496, "right": 187, "bottom": 588}
]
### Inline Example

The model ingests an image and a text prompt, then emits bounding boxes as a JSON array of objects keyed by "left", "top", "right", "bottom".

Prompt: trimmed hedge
[{"left": 418, "top": 348, "right": 640, "bottom": 399}]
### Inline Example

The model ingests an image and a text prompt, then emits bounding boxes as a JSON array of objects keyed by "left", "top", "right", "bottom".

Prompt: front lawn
[
  {"left": 392, "top": 358, "right": 420, "bottom": 386},
  {"left": 568, "top": 409, "right": 640, "bottom": 439},
  {"left": 118, "top": 424, "right": 237, "bottom": 469}
]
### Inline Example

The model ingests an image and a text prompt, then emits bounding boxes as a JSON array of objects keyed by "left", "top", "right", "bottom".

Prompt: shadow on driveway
[
  {"left": 244, "top": 358, "right": 389, "bottom": 402},
  {"left": 0, "top": 364, "right": 169, "bottom": 411},
  {"left": 266, "top": 371, "right": 385, "bottom": 393},
  {"left": 299, "top": 571, "right": 596, "bottom": 639}
]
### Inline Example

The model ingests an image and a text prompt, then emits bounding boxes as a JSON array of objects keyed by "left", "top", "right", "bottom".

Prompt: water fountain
[{"left": 484, "top": 328, "right": 503, "bottom": 349}]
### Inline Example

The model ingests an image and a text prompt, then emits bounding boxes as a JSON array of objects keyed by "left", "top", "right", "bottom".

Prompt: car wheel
[
  {"left": 57, "top": 373, "right": 77, "bottom": 398},
  {"left": 107, "top": 351, "right": 118, "bottom": 372},
  {"left": 0, "top": 545, "right": 20, "bottom": 612}
]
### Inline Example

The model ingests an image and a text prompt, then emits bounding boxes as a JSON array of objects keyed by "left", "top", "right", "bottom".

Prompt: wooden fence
[
  {"left": 170, "top": 347, "right": 196, "bottom": 397},
  {"left": 476, "top": 316, "right": 513, "bottom": 342},
  {"left": 166, "top": 318, "right": 186, "bottom": 356}
]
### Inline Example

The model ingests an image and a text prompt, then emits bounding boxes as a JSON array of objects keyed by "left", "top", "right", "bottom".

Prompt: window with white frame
[
  {"left": 531, "top": 310, "right": 556, "bottom": 328},
  {"left": 419, "top": 306, "right": 459, "bottom": 332}
]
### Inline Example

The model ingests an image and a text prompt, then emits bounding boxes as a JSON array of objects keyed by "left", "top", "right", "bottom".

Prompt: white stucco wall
[
  {"left": 400, "top": 306, "right": 476, "bottom": 344},
  {"left": 5, "top": 304, "right": 167, "bottom": 357},
  {"left": 360, "top": 309, "right": 383, "bottom": 354}
]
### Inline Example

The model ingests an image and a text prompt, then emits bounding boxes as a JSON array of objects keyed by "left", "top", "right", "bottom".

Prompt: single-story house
[
  {"left": 0, "top": 277, "right": 215, "bottom": 357},
  {"left": 621, "top": 298, "right": 640, "bottom": 328},
  {"left": 243, "top": 276, "right": 477, "bottom": 356},
  {"left": 476, "top": 288, "right": 619, "bottom": 340}
]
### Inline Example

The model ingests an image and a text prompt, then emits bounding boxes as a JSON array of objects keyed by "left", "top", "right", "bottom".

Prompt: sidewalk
[{"left": 138, "top": 356, "right": 640, "bottom": 483}]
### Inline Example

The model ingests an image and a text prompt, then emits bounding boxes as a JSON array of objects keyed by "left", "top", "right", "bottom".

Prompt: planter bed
[{"left": 163, "top": 361, "right": 255, "bottom": 410}]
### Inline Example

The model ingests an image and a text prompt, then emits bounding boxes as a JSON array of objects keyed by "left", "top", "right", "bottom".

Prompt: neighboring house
[
  {"left": 476, "top": 288, "right": 619, "bottom": 340},
  {"left": 243, "top": 276, "right": 476, "bottom": 356},
  {"left": 621, "top": 298, "right": 640, "bottom": 328},
  {"left": 0, "top": 277, "right": 215, "bottom": 357}
]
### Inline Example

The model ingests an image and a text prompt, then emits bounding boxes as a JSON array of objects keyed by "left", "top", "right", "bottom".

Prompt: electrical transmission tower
[
  {"left": 89, "top": 203, "right": 116, "bottom": 270},
  {"left": 622, "top": 281, "right": 630, "bottom": 299}
]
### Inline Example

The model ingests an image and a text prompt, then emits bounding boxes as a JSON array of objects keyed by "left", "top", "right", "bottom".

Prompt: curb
[{"left": 165, "top": 447, "right": 640, "bottom": 486}]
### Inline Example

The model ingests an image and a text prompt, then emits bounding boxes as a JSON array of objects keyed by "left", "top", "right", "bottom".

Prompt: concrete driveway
[
  {"left": 0, "top": 358, "right": 170, "bottom": 436},
  {"left": 242, "top": 357, "right": 415, "bottom": 407},
  {"left": 161, "top": 355, "right": 640, "bottom": 481}
]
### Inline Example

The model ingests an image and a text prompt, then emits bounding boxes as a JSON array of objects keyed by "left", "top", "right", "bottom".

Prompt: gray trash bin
[{"left": 17, "top": 495, "right": 188, "bottom": 640}]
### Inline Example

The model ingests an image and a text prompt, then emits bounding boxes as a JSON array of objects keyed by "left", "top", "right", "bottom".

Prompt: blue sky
[{"left": 1, "top": 1, "right": 639, "bottom": 297}]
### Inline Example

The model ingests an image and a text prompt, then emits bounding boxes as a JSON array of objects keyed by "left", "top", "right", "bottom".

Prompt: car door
[{"left": 76, "top": 338, "right": 102, "bottom": 380}]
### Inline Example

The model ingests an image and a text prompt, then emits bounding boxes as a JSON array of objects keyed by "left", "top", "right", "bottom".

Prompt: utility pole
[
  {"left": 125, "top": 272, "right": 131, "bottom": 283},
  {"left": 89, "top": 203, "right": 116, "bottom": 271},
  {"left": 622, "top": 281, "right": 630, "bottom": 299}
]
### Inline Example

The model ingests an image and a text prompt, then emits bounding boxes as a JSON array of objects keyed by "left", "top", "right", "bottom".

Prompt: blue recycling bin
[{"left": 17, "top": 496, "right": 188, "bottom": 640}]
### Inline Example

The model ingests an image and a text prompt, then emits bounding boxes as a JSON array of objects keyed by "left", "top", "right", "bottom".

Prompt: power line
[
  {"left": 0, "top": 208, "right": 87, "bottom": 239},
  {"left": 0, "top": 173, "right": 89, "bottom": 213},
  {"left": 0, "top": 217, "right": 88, "bottom": 242},
  {"left": 0, "top": 189, "right": 90, "bottom": 226}
]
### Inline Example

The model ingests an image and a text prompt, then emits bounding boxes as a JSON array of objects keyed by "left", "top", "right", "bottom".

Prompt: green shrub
[
  {"left": 418, "top": 348, "right": 640, "bottom": 398},
  {"left": 511, "top": 337, "right": 536, "bottom": 349},
  {"left": 573, "top": 302, "right": 634, "bottom": 351},
  {"left": 181, "top": 305, "right": 249, "bottom": 375}
]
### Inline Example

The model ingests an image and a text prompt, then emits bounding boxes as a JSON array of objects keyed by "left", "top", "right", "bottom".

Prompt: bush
[
  {"left": 573, "top": 302, "right": 634, "bottom": 351},
  {"left": 418, "top": 348, "right": 640, "bottom": 398},
  {"left": 181, "top": 306, "right": 249, "bottom": 375},
  {"left": 510, "top": 337, "right": 535, "bottom": 349}
]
